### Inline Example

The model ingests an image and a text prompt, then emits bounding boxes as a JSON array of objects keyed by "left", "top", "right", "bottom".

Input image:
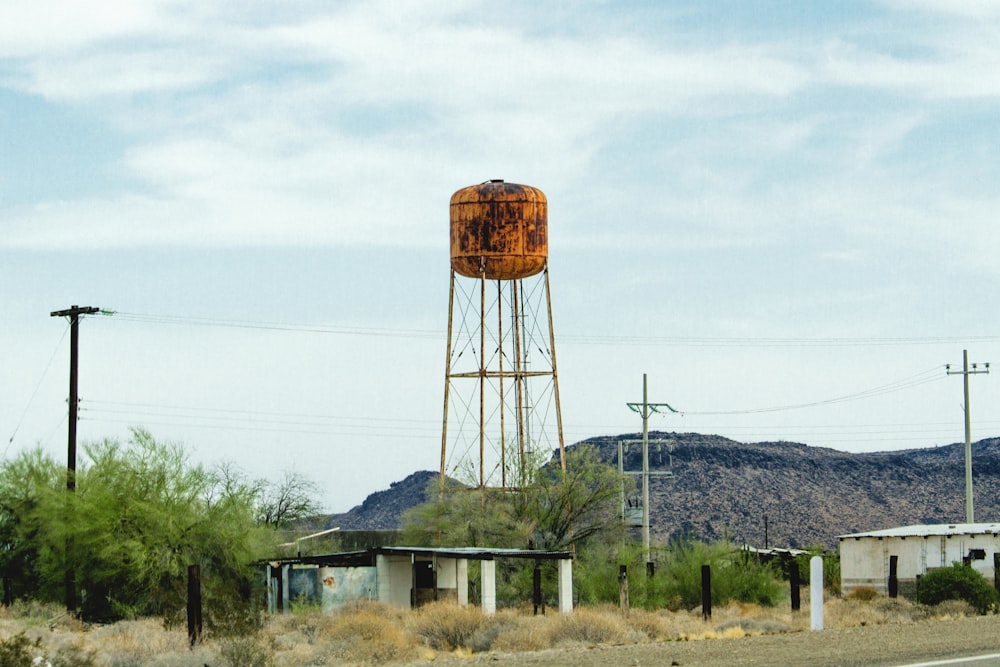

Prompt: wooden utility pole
[
  {"left": 50, "top": 305, "right": 100, "bottom": 613},
  {"left": 946, "top": 350, "right": 989, "bottom": 524}
]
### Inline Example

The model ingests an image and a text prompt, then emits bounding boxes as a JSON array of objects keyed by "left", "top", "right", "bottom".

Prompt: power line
[
  {"left": 78, "top": 362, "right": 959, "bottom": 446},
  {"left": 558, "top": 334, "right": 1000, "bottom": 348},
  {"left": 97, "top": 310, "right": 441, "bottom": 339},
  {"left": 80, "top": 416, "right": 443, "bottom": 440},
  {"left": 6, "top": 322, "right": 70, "bottom": 452},
  {"left": 680, "top": 366, "right": 945, "bottom": 416},
  {"left": 94, "top": 309, "right": 1000, "bottom": 348},
  {"left": 82, "top": 399, "right": 433, "bottom": 426},
  {"left": 79, "top": 399, "right": 441, "bottom": 438}
]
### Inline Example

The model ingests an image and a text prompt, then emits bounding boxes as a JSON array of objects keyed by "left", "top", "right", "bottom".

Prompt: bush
[
  {"left": 719, "top": 551, "right": 784, "bottom": 607},
  {"left": 327, "top": 603, "right": 413, "bottom": 662},
  {"left": 408, "top": 601, "right": 486, "bottom": 651},
  {"left": 575, "top": 540, "right": 783, "bottom": 611},
  {"left": 548, "top": 607, "right": 631, "bottom": 646},
  {"left": 217, "top": 636, "right": 274, "bottom": 667},
  {"left": 915, "top": 564, "right": 999, "bottom": 614},
  {"left": 846, "top": 586, "right": 880, "bottom": 602},
  {"left": 0, "top": 430, "right": 274, "bottom": 622},
  {"left": 0, "top": 633, "right": 40, "bottom": 667},
  {"left": 665, "top": 541, "right": 776, "bottom": 609},
  {"left": 0, "top": 632, "right": 97, "bottom": 667}
]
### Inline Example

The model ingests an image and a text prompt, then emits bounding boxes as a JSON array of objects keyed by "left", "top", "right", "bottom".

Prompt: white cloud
[
  {"left": 0, "top": 1, "right": 157, "bottom": 58},
  {"left": 1, "top": 0, "right": 997, "bottom": 265},
  {"left": 820, "top": 20, "right": 1000, "bottom": 99},
  {"left": 0, "top": 2, "right": 819, "bottom": 252},
  {"left": 877, "top": 0, "right": 1000, "bottom": 19},
  {"left": 848, "top": 113, "right": 926, "bottom": 167},
  {"left": 22, "top": 49, "right": 229, "bottom": 100}
]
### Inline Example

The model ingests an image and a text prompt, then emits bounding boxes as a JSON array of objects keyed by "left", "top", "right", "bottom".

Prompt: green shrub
[
  {"left": 915, "top": 564, "right": 999, "bottom": 614},
  {"left": 793, "top": 547, "right": 840, "bottom": 594},
  {"left": 0, "top": 431, "right": 273, "bottom": 623},
  {"left": 0, "top": 633, "right": 39, "bottom": 667},
  {"left": 574, "top": 540, "right": 782, "bottom": 610}
]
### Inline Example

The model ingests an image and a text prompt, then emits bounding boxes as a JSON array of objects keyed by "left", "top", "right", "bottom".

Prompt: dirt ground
[{"left": 403, "top": 614, "right": 1000, "bottom": 667}]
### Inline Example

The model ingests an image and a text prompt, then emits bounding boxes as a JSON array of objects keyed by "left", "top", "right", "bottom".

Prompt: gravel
[{"left": 403, "top": 614, "right": 1000, "bottom": 667}]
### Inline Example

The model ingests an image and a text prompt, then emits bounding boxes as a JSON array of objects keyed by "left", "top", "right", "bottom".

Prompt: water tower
[{"left": 440, "top": 179, "right": 566, "bottom": 489}]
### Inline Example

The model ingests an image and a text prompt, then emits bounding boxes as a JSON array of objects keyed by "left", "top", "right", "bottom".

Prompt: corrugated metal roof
[
  {"left": 838, "top": 523, "right": 1000, "bottom": 540},
  {"left": 264, "top": 545, "right": 573, "bottom": 567},
  {"left": 376, "top": 546, "right": 572, "bottom": 560},
  {"left": 740, "top": 545, "right": 809, "bottom": 556}
]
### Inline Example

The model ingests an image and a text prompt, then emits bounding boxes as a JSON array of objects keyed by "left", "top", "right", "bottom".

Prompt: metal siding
[{"left": 317, "top": 566, "right": 377, "bottom": 611}]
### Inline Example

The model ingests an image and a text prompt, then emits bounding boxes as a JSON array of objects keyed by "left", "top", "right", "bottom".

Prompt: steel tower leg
[{"left": 440, "top": 270, "right": 456, "bottom": 484}]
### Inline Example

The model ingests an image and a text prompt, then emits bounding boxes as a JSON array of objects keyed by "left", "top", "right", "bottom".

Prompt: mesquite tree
[{"left": 0, "top": 428, "right": 298, "bottom": 624}]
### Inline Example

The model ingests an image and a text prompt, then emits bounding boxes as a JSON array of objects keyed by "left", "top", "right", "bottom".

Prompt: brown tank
[{"left": 450, "top": 179, "right": 547, "bottom": 280}]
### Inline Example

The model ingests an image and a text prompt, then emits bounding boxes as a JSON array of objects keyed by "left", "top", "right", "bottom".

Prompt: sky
[{"left": 3, "top": 0, "right": 1000, "bottom": 514}]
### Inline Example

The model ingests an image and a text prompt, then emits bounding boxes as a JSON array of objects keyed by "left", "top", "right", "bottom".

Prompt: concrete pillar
[
  {"left": 481, "top": 560, "right": 496, "bottom": 615},
  {"left": 457, "top": 559, "right": 469, "bottom": 606},
  {"left": 376, "top": 555, "right": 392, "bottom": 604},
  {"left": 810, "top": 556, "right": 824, "bottom": 631},
  {"left": 558, "top": 558, "right": 573, "bottom": 614}
]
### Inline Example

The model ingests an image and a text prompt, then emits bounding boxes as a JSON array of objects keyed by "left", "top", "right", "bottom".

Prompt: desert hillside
[{"left": 321, "top": 433, "right": 1000, "bottom": 548}]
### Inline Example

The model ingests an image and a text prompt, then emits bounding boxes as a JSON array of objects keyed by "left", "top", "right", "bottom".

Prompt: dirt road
[{"left": 405, "top": 614, "right": 1000, "bottom": 667}]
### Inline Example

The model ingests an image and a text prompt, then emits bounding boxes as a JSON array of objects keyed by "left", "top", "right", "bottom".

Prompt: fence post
[
  {"left": 618, "top": 565, "right": 629, "bottom": 617},
  {"left": 994, "top": 553, "right": 1000, "bottom": 595},
  {"left": 532, "top": 566, "right": 544, "bottom": 616},
  {"left": 701, "top": 564, "right": 711, "bottom": 620},
  {"left": 888, "top": 555, "right": 898, "bottom": 598},
  {"left": 790, "top": 560, "right": 801, "bottom": 611},
  {"left": 810, "top": 556, "right": 823, "bottom": 631},
  {"left": 187, "top": 564, "right": 203, "bottom": 648}
]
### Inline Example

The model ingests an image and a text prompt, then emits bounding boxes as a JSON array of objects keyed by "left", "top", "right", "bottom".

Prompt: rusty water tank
[{"left": 450, "top": 179, "right": 547, "bottom": 280}]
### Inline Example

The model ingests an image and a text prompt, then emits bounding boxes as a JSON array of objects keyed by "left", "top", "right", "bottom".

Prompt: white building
[{"left": 839, "top": 523, "right": 1000, "bottom": 596}]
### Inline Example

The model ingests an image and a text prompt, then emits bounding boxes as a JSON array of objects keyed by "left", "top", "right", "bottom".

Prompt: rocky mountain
[
  {"left": 319, "top": 433, "right": 1000, "bottom": 548},
  {"left": 318, "top": 470, "right": 441, "bottom": 531},
  {"left": 585, "top": 432, "right": 1000, "bottom": 548}
]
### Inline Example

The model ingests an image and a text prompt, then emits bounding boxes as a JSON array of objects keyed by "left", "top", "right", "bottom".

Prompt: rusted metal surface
[{"left": 450, "top": 179, "right": 548, "bottom": 280}]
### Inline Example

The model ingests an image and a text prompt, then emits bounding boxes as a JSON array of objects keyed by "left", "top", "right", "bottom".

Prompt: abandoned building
[
  {"left": 839, "top": 522, "right": 1000, "bottom": 597},
  {"left": 264, "top": 546, "right": 574, "bottom": 615}
]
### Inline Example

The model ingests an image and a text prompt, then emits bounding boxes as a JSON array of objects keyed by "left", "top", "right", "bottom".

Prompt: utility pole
[
  {"left": 946, "top": 350, "right": 989, "bottom": 524},
  {"left": 50, "top": 304, "right": 100, "bottom": 613},
  {"left": 626, "top": 373, "right": 677, "bottom": 573}
]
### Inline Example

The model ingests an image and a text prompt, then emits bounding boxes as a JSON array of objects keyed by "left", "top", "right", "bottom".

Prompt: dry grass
[
  {"left": 846, "top": 585, "right": 881, "bottom": 601},
  {"left": 0, "top": 592, "right": 983, "bottom": 666},
  {"left": 407, "top": 600, "right": 487, "bottom": 650},
  {"left": 0, "top": 606, "right": 215, "bottom": 667},
  {"left": 823, "top": 590, "right": 981, "bottom": 628},
  {"left": 266, "top": 600, "right": 418, "bottom": 666},
  {"left": 546, "top": 605, "right": 635, "bottom": 647},
  {"left": 489, "top": 614, "right": 552, "bottom": 652}
]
